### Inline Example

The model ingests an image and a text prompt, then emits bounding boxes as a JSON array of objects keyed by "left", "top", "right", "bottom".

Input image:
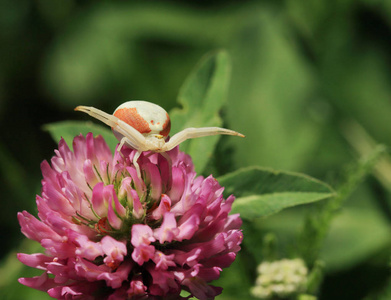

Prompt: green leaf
[
  {"left": 0, "top": 240, "right": 52, "bottom": 300},
  {"left": 260, "top": 204, "right": 391, "bottom": 273},
  {"left": 43, "top": 121, "right": 118, "bottom": 151},
  {"left": 218, "top": 166, "right": 335, "bottom": 219},
  {"left": 232, "top": 192, "right": 333, "bottom": 220},
  {"left": 225, "top": 11, "right": 320, "bottom": 172},
  {"left": 320, "top": 207, "right": 391, "bottom": 271},
  {"left": 169, "top": 50, "right": 233, "bottom": 174}
]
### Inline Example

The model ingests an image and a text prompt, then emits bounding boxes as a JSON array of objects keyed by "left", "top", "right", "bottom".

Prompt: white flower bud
[{"left": 251, "top": 258, "right": 308, "bottom": 299}]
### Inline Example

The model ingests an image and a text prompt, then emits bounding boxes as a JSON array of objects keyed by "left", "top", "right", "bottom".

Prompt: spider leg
[
  {"left": 164, "top": 127, "right": 245, "bottom": 151},
  {"left": 75, "top": 106, "right": 119, "bottom": 128},
  {"left": 132, "top": 151, "right": 143, "bottom": 180},
  {"left": 76, "top": 106, "right": 150, "bottom": 182},
  {"left": 117, "top": 137, "right": 127, "bottom": 152},
  {"left": 75, "top": 106, "right": 147, "bottom": 151}
]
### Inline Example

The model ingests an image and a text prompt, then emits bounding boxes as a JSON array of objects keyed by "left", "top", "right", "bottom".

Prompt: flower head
[
  {"left": 251, "top": 258, "right": 308, "bottom": 299},
  {"left": 18, "top": 133, "right": 242, "bottom": 299}
]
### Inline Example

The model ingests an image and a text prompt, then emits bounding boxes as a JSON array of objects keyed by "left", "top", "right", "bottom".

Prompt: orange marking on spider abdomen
[
  {"left": 160, "top": 113, "right": 171, "bottom": 137},
  {"left": 114, "top": 108, "right": 151, "bottom": 134}
]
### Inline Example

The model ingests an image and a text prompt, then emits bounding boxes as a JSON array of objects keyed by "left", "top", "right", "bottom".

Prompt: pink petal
[
  {"left": 101, "top": 236, "right": 127, "bottom": 269},
  {"left": 130, "top": 189, "right": 144, "bottom": 219},
  {"left": 91, "top": 134, "right": 113, "bottom": 164},
  {"left": 166, "top": 167, "right": 185, "bottom": 204},
  {"left": 107, "top": 198, "right": 122, "bottom": 230},
  {"left": 99, "top": 160, "right": 110, "bottom": 183},
  {"left": 18, "top": 272, "right": 56, "bottom": 292},
  {"left": 109, "top": 187, "right": 126, "bottom": 218},
  {"left": 74, "top": 257, "right": 111, "bottom": 281},
  {"left": 202, "top": 252, "right": 237, "bottom": 269},
  {"left": 17, "top": 211, "right": 61, "bottom": 243},
  {"left": 150, "top": 194, "right": 172, "bottom": 221},
  {"left": 72, "top": 134, "right": 87, "bottom": 163},
  {"left": 127, "top": 277, "right": 147, "bottom": 297},
  {"left": 154, "top": 212, "right": 179, "bottom": 244},
  {"left": 131, "top": 225, "right": 156, "bottom": 265},
  {"left": 131, "top": 224, "right": 155, "bottom": 247},
  {"left": 46, "top": 259, "right": 77, "bottom": 283},
  {"left": 144, "top": 163, "right": 162, "bottom": 201},
  {"left": 48, "top": 281, "right": 100, "bottom": 300},
  {"left": 97, "top": 260, "right": 133, "bottom": 288},
  {"left": 170, "top": 173, "right": 197, "bottom": 215},
  {"left": 40, "top": 237, "right": 75, "bottom": 258},
  {"left": 223, "top": 212, "right": 243, "bottom": 231},
  {"left": 152, "top": 251, "right": 176, "bottom": 270},
  {"left": 126, "top": 166, "right": 145, "bottom": 196},
  {"left": 175, "top": 204, "right": 202, "bottom": 241},
  {"left": 17, "top": 253, "right": 53, "bottom": 270},
  {"left": 83, "top": 159, "right": 100, "bottom": 187},
  {"left": 91, "top": 182, "right": 107, "bottom": 217},
  {"left": 132, "top": 243, "right": 156, "bottom": 265},
  {"left": 68, "top": 231, "right": 103, "bottom": 260},
  {"left": 148, "top": 267, "right": 179, "bottom": 296}
]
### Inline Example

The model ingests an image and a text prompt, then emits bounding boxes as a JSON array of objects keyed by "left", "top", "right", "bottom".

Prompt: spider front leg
[
  {"left": 76, "top": 106, "right": 148, "bottom": 181},
  {"left": 75, "top": 106, "right": 147, "bottom": 152},
  {"left": 115, "top": 137, "right": 141, "bottom": 180},
  {"left": 163, "top": 127, "right": 245, "bottom": 151},
  {"left": 115, "top": 137, "right": 145, "bottom": 184},
  {"left": 117, "top": 137, "right": 127, "bottom": 153},
  {"left": 132, "top": 151, "right": 143, "bottom": 180}
]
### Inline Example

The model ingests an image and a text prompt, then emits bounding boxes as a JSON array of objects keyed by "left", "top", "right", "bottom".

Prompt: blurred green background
[{"left": 1, "top": 0, "right": 391, "bottom": 299}]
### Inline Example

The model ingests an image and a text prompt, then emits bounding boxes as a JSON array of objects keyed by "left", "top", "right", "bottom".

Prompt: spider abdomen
[{"left": 113, "top": 101, "right": 171, "bottom": 138}]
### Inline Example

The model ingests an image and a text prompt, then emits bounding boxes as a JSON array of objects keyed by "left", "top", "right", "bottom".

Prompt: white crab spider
[{"left": 75, "top": 101, "right": 244, "bottom": 179}]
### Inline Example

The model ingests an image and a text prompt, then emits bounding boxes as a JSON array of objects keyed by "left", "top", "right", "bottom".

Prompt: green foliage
[
  {"left": 43, "top": 121, "right": 118, "bottom": 151},
  {"left": 2, "top": 0, "right": 391, "bottom": 299},
  {"left": 298, "top": 146, "right": 388, "bottom": 267},
  {"left": 170, "top": 50, "right": 232, "bottom": 174},
  {"left": 218, "top": 167, "right": 335, "bottom": 219},
  {"left": 25, "top": 51, "right": 334, "bottom": 300},
  {"left": 215, "top": 250, "right": 258, "bottom": 300},
  {"left": 320, "top": 207, "right": 391, "bottom": 271},
  {"left": 305, "top": 260, "right": 325, "bottom": 295},
  {"left": 0, "top": 240, "right": 51, "bottom": 300}
]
